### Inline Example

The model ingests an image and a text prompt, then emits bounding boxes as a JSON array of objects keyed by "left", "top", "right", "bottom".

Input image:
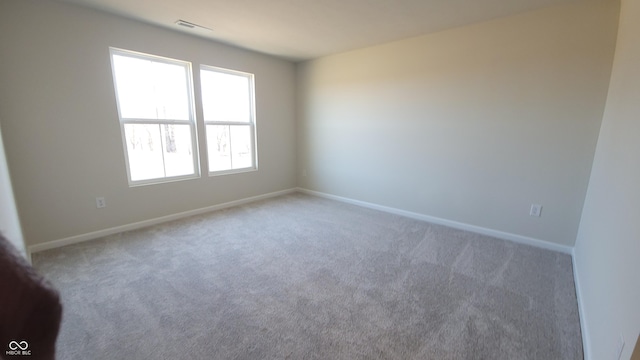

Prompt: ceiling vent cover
[{"left": 175, "top": 20, "right": 212, "bottom": 32}]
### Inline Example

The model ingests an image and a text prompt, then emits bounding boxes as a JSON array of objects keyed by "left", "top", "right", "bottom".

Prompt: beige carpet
[{"left": 32, "top": 193, "right": 583, "bottom": 359}]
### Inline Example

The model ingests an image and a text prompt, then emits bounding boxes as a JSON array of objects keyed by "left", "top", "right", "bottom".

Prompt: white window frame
[
  {"left": 109, "top": 47, "right": 200, "bottom": 186},
  {"left": 200, "top": 65, "right": 258, "bottom": 176}
]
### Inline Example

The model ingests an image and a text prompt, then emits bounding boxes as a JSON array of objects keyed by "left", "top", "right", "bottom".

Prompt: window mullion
[
  {"left": 204, "top": 120, "right": 252, "bottom": 126},
  {"left": 122, "top": 118, "right": 192, "bottom": 125}
]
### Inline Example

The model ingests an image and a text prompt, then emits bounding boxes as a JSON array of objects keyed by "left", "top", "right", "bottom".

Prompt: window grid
[
  {"left": 110, "top": 48, "right": 200, "bottom": 186},
  {"left": 200, "top": 65, "right": 257, "bottom": 175}
]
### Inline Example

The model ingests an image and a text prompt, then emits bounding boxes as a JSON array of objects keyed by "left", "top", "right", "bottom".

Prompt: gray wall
[
  {"left": 574, "top": 0, "right": 640, "bottom": 358},
  {"left": 297, "top": 0, "right": 619, "bottom": 247},
  {"left": 0, "top": 0, "right": 297, "bottom": 247}
]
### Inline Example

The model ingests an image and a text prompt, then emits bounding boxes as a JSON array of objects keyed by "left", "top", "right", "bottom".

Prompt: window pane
[
  {"left": 124, "top": 124, "right": 165, "bottom": 181},
  {"left": 206, "top": 125, "right": 231, "bottom": 172},
  {"left": 113, "top": 54, "right": 190, "bottom": 120},
  {"left": 201, "top": 69, "right": 251, "bottom": 122},
  {"left": 161, "top": 124, "right": 195, "bottom": 177},
  {"left": 124, "top": 124, "right": 195, "bottom": 181},
  {"left": 230, "top": 125, "right": 252, "bottom": 169}
]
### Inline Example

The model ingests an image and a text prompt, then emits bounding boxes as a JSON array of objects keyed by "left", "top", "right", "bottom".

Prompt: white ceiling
[{"left": 56, "top": 0, "right": 582, "bottom": 62}]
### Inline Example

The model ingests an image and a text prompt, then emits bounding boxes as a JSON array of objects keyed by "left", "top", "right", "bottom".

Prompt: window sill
[
  {"left": 208, "top": 167, "right": 257, "bottom": 177},
  {"left": 128, "top": 174, "right": 200, "bottom": 187}
]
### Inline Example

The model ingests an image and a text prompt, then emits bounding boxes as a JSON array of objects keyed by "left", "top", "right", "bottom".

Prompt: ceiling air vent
[{"left": 175, "top": 20, "right": 212, "bottom": 32}]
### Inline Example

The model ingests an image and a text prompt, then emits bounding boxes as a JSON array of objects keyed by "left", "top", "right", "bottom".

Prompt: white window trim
[
  {"left": 200, "top": 65, "right": 258, "bottom": 176},
  {"left": 109, "top": 47, "right": 200, "bottom": 186}
]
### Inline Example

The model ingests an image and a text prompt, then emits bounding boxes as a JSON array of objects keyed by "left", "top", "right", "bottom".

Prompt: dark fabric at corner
[{"left": 0, "top": 234, "right": 62, "bottom": 360}]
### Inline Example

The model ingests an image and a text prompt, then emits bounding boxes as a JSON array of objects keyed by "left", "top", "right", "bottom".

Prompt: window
[
  {"left": 200, "top": 66, "right": 257, "bottom": 174},
  {"left": 110, "top": 48, "right": 199, "bottom": 185},
  {"left": 109, "top": 48, "right": 257, "bottom": 185}
]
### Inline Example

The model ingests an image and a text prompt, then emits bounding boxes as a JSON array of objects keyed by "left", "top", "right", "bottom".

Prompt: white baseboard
[
  {"left": 28, "top": 188, "right": 297, "bottom": 255},
  {"left": 29, "top": 186, "right": 573, "bottom": 256},
  {"left": 297, "top": 187, "right": 573, "bottom": 254},
  {"left": 571, "top": 249, "right": 591, "bottom": 360}
]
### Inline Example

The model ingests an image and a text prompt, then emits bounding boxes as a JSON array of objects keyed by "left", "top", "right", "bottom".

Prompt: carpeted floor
[{"left": 32, "top": 193, "right": 583, "bottom": 359}]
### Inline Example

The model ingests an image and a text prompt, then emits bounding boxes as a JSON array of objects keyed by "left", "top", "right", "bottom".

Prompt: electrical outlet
[
  {"left": 530, "top": 204, "right": 542, "bottom": 217},
  {"left": 96, "top": 197, "right": 106, "bottom": 209},
  {"left": 616, "top": 333, "right": 625, "bottom": 359}
]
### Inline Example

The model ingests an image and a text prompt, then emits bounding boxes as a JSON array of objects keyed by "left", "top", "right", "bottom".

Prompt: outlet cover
[
  {"left": 530, "top": 204, "right": 542, "bottom": 217},
  {"left": 96, "top": 197, "right": 106, "bottom": 208}
]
